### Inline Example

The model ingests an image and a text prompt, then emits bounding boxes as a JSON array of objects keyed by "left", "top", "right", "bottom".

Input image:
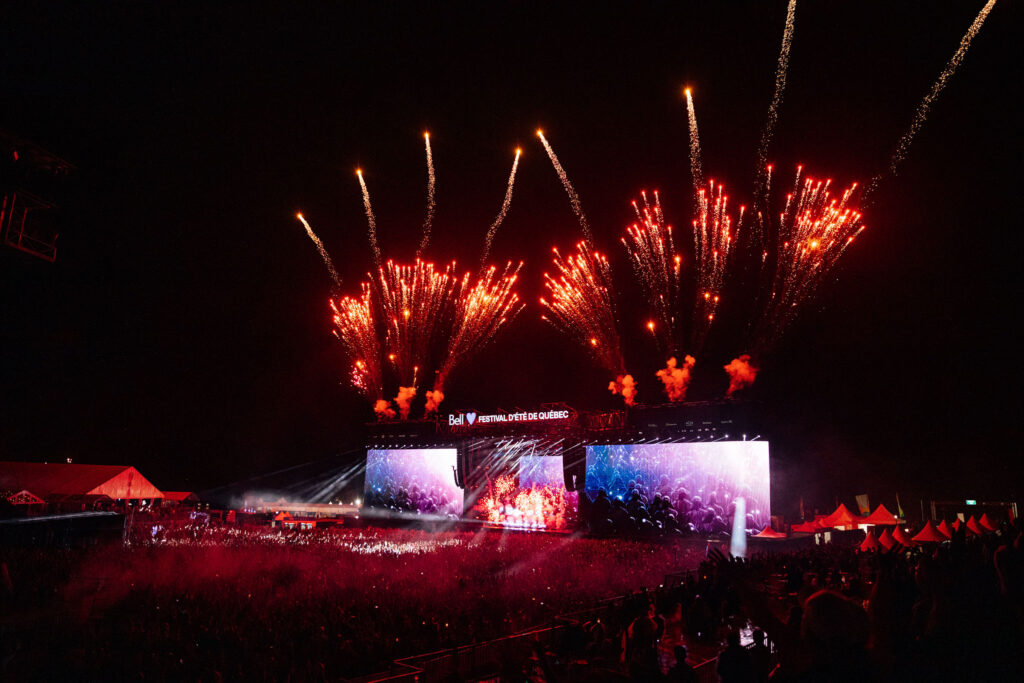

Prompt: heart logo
[{"left": 465, "top": 412, "right": 477, "bottom": 425}]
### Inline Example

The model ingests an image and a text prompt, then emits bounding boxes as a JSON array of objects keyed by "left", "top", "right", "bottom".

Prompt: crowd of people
[
  {"left": 2, "top": 514, "right": 1021, "bottom": 681},
  {"left": 1, "top": 519, "right": 703, "bottom": 681}
]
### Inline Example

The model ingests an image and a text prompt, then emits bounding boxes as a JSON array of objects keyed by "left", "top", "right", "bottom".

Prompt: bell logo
[{"left": 465, "top": 412, "right": 477, "bottom": 426}]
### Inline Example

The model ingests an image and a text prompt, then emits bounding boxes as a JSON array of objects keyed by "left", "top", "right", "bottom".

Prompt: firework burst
[
  {"left": 691, "top": 179, "right": 744, "bottom": 353},
  {"left": 622, "top": 190, "right": 681, "bottom": 354},
  {"left": 375, "top": 259, "right": 460, "bottom": 388},
  {"left": 417, "top": 132, "right": 436, "bottom": 257},
  {"left": 428, "top": 261, "right": 525, "bottom": 412},
  {"left": 753, "top": 167, "right": 865, "bottom": 356},
  {"left": 330, "top": 283, "right": 383, "bottom": 399},
  {"left": 540, "top": 241, "right": 624, "bottom": 376}
]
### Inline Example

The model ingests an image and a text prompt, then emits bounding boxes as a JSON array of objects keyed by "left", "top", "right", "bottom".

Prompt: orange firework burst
[
  {"left": 376, "top": 259, "right": 460, "bottom": 387},
  {"left": 754, "top": 166, "right": 865, "bottom": 355},
  {"left": 330, "top": 283, "right": 382, "bottom": 399},
  {"left": 540, "top": 241, "right": 624, "bottom": 376},
  {"left": 622, "top": 191, "right": 681, "bottom": 354},
  {"left": 427, "top": 261, "right": 525, "bottom": 412},
  {"left": 691, "top": 179, "right": 744, "bottom": 352}
]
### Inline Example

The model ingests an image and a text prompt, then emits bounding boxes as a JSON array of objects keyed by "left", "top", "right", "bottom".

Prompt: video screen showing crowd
[
  {"left": 583, "top": 442, "right": 770, "bottom": 536},
  {"left": 363, "top": 441, "right": 770, "bottom": 537},
  {"left": 363, "top": 449, "right": 463, "bottom": 518}
]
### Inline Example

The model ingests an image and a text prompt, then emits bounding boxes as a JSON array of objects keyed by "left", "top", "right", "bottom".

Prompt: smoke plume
[
  {"left": 724, "top": 355, "right": 758, "bottom": 396},
  {"left": 373, "top": 399, "right": 396, "bottom": 420},
  {"left": 656, "top": 355, "right": 696, "bottom": 402},
  {"left": 608, "top": 374, "right": 638, "bottom": 407},
  {"left": 425, "top": 389, "right": 445, "bottom": 414},
  {"left": 394, "top": 386, "right": 417, "bottom": 419}
]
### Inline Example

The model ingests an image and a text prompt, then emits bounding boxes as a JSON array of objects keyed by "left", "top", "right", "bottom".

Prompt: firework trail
[
  {"left": 656, "top": 355, "right": 696, "bottom": 402},
  {"left": 417, "top": 132, "right": 437, "bottom": 257},
  {"left": 376, "top": 259, "right": 460, "bottom": 388},
  {"left": 684, "top": 88, "right": 704, "bottom": 198},
  {"left": 754, "top": 0, "right": 797, "bottom": 233},
  {"left": 622, "top": 190, "right": 681, "bottom": 354},
  {"left": 330, "top": 283, "right": 383, "bottom": 399},
  {"left": 866, "top": 0, "right": 997, "bottom": 198},
  {"left": 296, "top": 213, "right": 341, "bottom": 290},
  {"left": 427, "top": 261, "right": 525, "bottom": 413},
  {"left": 357, "top": 169, "right": 382, "bottom": 269},
  {"left": 752, "top": 167, "right": 865, "bottom": 358},
  {"left": 541, "top": 241, "right": 624, "bottom": 377},
  {"left": 480, "top": 148, "right": 522, "bottom": 267},
  {"left": 537, "top": 131, "right": 594, "bottom": 246},
  {"left": 692, "top": 179, "right": 744, "bottom": 353}
]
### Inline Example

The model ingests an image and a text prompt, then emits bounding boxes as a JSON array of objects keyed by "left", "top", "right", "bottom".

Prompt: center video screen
[
  {"left": 467, "top": 440, "right": 578, "bottom": 530},
  {"left": 585, "top": 442, "right": 770, "bottom": 535},
  {"left": 364, "top": 449, "right": 463, "bottom": 518}
]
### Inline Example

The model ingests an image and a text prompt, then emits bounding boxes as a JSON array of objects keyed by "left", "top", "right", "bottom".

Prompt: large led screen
[
  {"left": 585, "top": 442, "right": 770, "bottom": 534},
  {"left": 472, "top": 454, "right": 577, "bottom": 530},
  {"left": 364, "top": 449, "right": 463, "bottom": 518}
]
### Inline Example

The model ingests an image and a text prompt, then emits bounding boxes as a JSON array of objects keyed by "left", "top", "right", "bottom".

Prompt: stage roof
[{"left": 0, "top": 462, "right": 163, "bottom": 500}]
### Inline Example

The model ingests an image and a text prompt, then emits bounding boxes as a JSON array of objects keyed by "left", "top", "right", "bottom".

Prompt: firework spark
[
  {"left": 427, "top": 261, "right": 525, "bottom": 413},
  {"left": 296, "top": 213, "right": 341, "bottom": 290},
  {"left": 480, "top": 148, "right": 522, "bottom": 267},
  {"left": 541, "top": 241, "right": 624, "bottom": 376},
  {"left": 684, "top": 88, "right": 704, "bottom": 198},
  {"left": 867, "top": 0, "right": 997, "bottom": 197},
  {"left": 622, "top": 190, "right": 681, "bottom": 354},
  {"left": 537, "top": 131, "right": 594, "bottom": 246},
  {"left": 692, "top": 179, "right": 744, "bottom": 353},
  {"left": 376, "top": 259, "right": 460, "bottom": 388},
  {"left": 331, "top": 283, "right": 383, "bottom": 399},
  {"left": 753, "top": 167, "right": 865, "bottom": 356},
  {"left": 417, "top": 132, "right": 436, "bottom": 257},
  {"left": 357, "top": 169, "right": 382, "bottom": 269},
  {"left": 754, "top": 0, "right": 797, "bottom": 230}
]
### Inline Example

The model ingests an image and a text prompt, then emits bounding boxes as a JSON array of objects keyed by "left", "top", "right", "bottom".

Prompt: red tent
[
  {"left": 979, "top": 513, "right": 998, "bottom": 531},
  {"left": 791, "top": 521, "right": 820, "bottom": 533},
  {"left": 912, "top": 521, "right": 948, "bottom": 544},
  {"left": 862, "top": 504, "right": 898, "bottom": 525},
  {"left": 936, "top": 519, "right": 954, "bottom": 539},
  {"left": 966, "top": 515, "right": 985, "bottom": 536},
  {"left": 821, "top": 503, "right": 863, "bottom": 528},
  {"left": 892, "top": 525, "right": 914, "bottom": 547},
  {"left": 859, "top": 532, "right": 881, "bottom": 552},
  {"left": 952, "top": 518, "right": 962, "bottom": 532},
  {"left": 878, "top": 527, "right": 896, "bottom": 550},
  {"left": 754, "top": 526, "right": 787, "bottom": 539}
]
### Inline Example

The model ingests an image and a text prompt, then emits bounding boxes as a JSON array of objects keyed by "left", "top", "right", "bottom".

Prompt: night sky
[{"left": 1, "top": 2, "right": 1020, "bottom": 510}]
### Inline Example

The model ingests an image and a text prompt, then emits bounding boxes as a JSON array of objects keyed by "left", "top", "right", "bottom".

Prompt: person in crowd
[
  {"left": 666, "top": 644, "right": 698, "bottom": 683},
  {"left": 716, "top": 629, "right": 753, "bottom": 683}
]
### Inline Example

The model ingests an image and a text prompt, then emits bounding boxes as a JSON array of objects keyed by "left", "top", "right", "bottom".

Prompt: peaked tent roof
[
  {"left": 952, "top": 518, "right": 962, "bottom": 531},
  {"left": 878, "top": 527, "right": 896, "bottom": 549},
  {"left": 862, "top": 504, "right": 898, "bottom": 525},
  {"left": 966, "top": 515, "right": 985, "bottom": 536},
  {"left": 754, "top": 526, "right": 788, "bottom": 539},
  {"left": 892, "top": 525, "right": 914, "bottom": 547},
  {"left": 792, "top": 521, "right": 820, "bottom": 533},
  {"left": 0, "top": 462, "right": 163, "bottom": 500},
  {"left": 978, "top": 513, "right": 998, "bottom": 531},
  {"left": 936, "top": 519, "right": 954, "bottom": 539},
  {"left": 859, "top": 532, "right": 881, "bottom": 552},
  {"left": 822, "top": 503, "right": 862, "bottom": 528},
  {"left": 912, "top": 521, "right": 948, "bottom": 544},
  {"left": 162, "top": 491, "right": 199, "bottom": 502}
]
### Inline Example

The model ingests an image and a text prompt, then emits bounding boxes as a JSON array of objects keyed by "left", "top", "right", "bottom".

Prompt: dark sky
[{"left": 1, "top": 2, "right": 1020, "bottom": 507}]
